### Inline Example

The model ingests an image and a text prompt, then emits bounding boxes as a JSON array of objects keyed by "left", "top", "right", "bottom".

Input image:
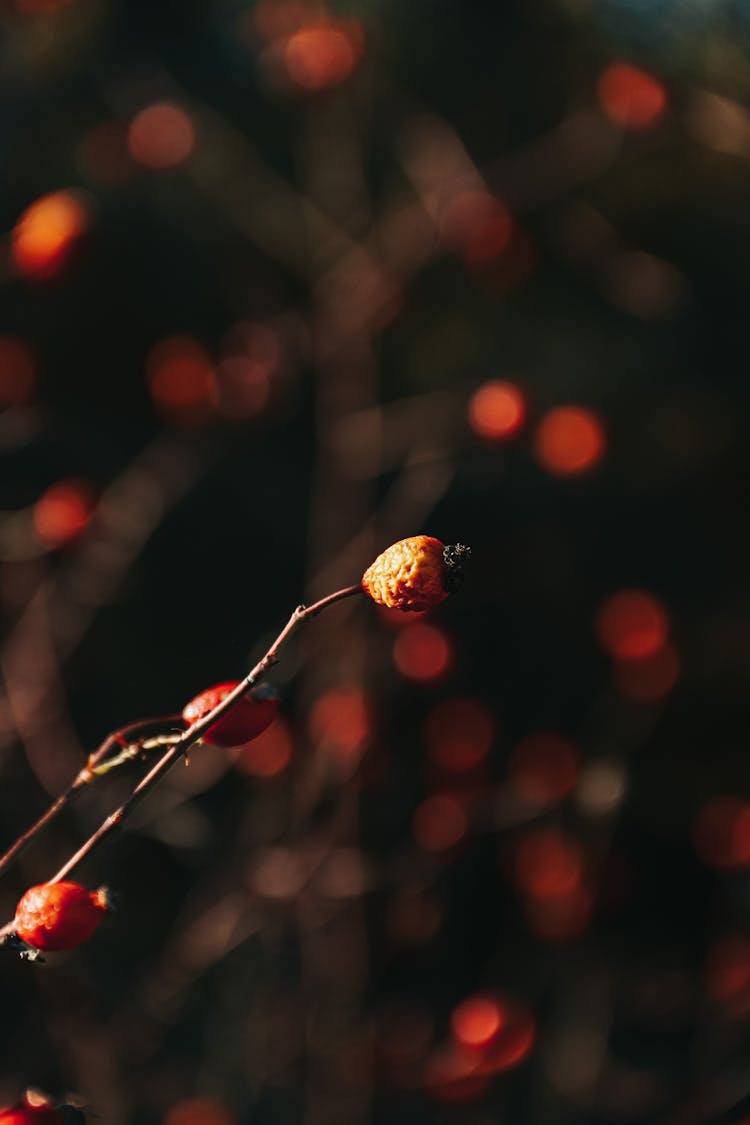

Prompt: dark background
[{"left": 0, "top": 0, "right": 749, "bottom": 1122}]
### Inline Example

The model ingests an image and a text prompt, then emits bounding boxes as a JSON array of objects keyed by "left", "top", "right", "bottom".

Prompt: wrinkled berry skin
[
  {"left": 15, "top": 882, "right": 109, "bottom": 952},
  {"left": 362, "top": 536, "right": 470, "bottom": 611},
  {"left": 182, "top": 681, "right": 280, "bottom": 747},
  {"left": 0, "top": 1102, "right": 62, "bottom": 1124}
]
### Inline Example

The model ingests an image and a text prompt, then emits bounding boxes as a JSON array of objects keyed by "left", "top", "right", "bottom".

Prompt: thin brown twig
[
  {"left": 0, "top": 716, "right": 182, "bottom": 880},
  {"left": 88, "top": 731, "right": 184, "bottom": 778},
  {"left": 0, "top": 583, "right": 363, "bottom": 942}
]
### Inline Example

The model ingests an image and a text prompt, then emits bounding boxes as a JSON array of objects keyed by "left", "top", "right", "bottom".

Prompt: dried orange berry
[
  {"left": 361, "top": 536, "right": 470, "bottom": 612},
  {"left": 15, "top": 881, "right": 110, "bottom": 952}
]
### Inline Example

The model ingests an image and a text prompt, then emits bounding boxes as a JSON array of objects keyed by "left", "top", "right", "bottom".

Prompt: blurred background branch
[{"left": 1, "top": 0, "right": 750, "bottom": 1122}]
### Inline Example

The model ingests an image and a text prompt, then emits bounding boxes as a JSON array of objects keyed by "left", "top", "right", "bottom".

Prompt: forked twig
[
  {"left": 0, "top": 717, "right": 182, "bottom": 880},
  {"left": 0, "top": 584, "right": 363, "bottom": 943}
]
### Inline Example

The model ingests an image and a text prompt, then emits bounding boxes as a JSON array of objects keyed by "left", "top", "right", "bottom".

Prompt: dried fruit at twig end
[
  {"left": 362, "top": 536, "right": 471, "bottom": 611},
  {"left": 15, "top": 882, "right": 110, "bottom": 952},
  {"left": 182, "top": 681, "right": 280, "bottom": 747}
]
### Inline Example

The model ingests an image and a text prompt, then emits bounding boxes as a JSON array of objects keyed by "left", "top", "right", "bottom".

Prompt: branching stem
[
  {"left": 0, "top": 583, "right": 363, "bottom": 943},
  {"left": 0, "top": 717, "right": 181, "bottom": 880}
]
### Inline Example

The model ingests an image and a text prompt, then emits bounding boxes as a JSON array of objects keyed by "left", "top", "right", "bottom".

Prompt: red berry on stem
[
  {"left": 15, "top": 881, "right": 109, "bottom": 952},
  {"left": 0, "top": 1102, "right": 62, "bottom": 1124},
  {"left": 0, "top": 1105, "right": 61, "bottom": 1124},
  {"left": 182, "top": 681, "right": 280, "bottom": 747}
]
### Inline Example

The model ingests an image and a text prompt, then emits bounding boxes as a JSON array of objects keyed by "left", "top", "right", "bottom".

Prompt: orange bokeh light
[
  {"left": 376, "top": 604, "right": 428, "bottom": 629},
  {"left": 424, "top": 1045, "right": 490, "bottom": 1104},
  {"left": 128, "top": 103, "right": 196, "bottom": 170},
  {"left": 413, "top": 793, "right": 467, "bottom": 853},
  {"left": 222, "top": 321, "right": 282, "bottom": 368},
  {"left": 509, "top": 732, "right": 580, "bottom": 805},
  {"left": 423, "top": 697, "right": 494, "bottom": 773},
  {"left": 146, "top": 336, "right": 216, "bottom": 426},
  {"left": 525, "top": 884, "right": 593, "bottom": 943},
  {"left": 451, "top": 996, "right": 502, "bottom": 1050},
  {"left": 283, "top": 22, "right": 363, "bottom": 92},
  {"left": 514, "top": 829, "right": 583, "bottom": 899},
  {"left": 233, "top": 716, "right": 293, "bottom": 778},
  {"left": 597, "top": 62, "right": 667, "bottom": 130},
  {"left": 693, "top": 798, "right": 750, "bottom": 869},
  {"left": 0, "top": 335, "right": 36, "bottom": 406},
  {"left": 12, "top": 190, "right": 88, "bottom": 280},
  {"left": 706, "top": 935, "right": 750, "bottom": 1016},
  {"left": 439, "top": 190, "right": 513, "bottom": 266},
  {"left": 33, "top": 478, "right": 96, "bottom": 548},
  {"left": 596, "top": 589, "right": 669, "bottom": 660},
  {"left": 462, "top": 217, "right": 514, "bottom": 268},
  {"left": 163, "top": 1097, "right": 237, "bottom": 1125},
  {"left": 614, "top": 643, "right": 679, "bottom": 701},
  {"left": 308, "top": 685, "right": 370, "bottom": 762},
  {"left": 475, "top": 221, "right": 537, "bottom": 292},
  {"left": 427, "top": 997, "right": 535, "bottom": 1097},
  {"left": 467, "top": 380, "right": 526, "bottom": 442},
  {"left": 218, "top": 321, "right": 280, "bottom": 418},
  {"left": 393, "top": 624, "right": 452, "bottom": 683},
  {"left": 533, "top": 405, "right": 605, "bottom": 476},
  {"left": 213, "top": 356, "right": 270, "bottom": 419},
  {"left": 476, "top": 1000, "right": 535, "bottom": 1071}
]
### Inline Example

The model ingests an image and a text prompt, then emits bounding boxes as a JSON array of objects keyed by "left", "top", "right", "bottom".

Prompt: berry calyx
[
  {"left": 182, "top": 681, "right": 280, "bottom": 747},
  {"left": 361, "top": 536, "right": 471, "bottom": 611},
  {"left": 14, "top": 882, "right": 110, "bottom": 952}
]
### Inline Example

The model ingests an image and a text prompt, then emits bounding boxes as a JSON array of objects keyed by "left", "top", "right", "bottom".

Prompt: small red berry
[
  {"left": 182, "top": 681, "right": 280, "bottom": 747},
  {"left": 0, "top": 1105, "right": 61, "bottom": 1124},
  {"left": 362, "top": 536, "right": 471, "bottom": 612},
  {"left": 0, "top": 1100, "right": 62, "bottom": 1124},
  {"left": 15, "top": 881, "right": 109, "bottom": 952}
]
